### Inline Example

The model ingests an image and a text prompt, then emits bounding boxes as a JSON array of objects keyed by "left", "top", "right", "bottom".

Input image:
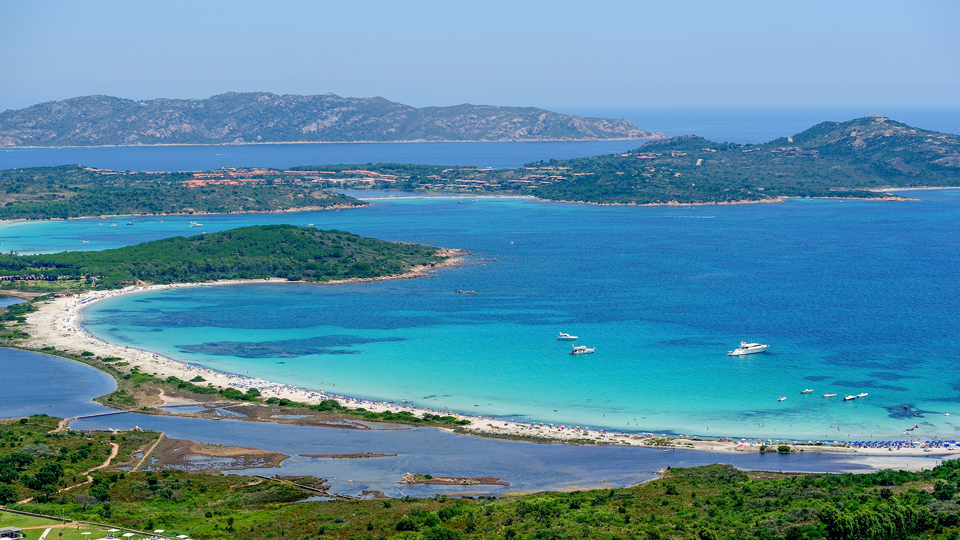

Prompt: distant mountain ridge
[{"left": 0, "top": 92, "right": 662, "bottom": 147}]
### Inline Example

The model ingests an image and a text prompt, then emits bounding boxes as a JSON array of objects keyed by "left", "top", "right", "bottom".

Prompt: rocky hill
[
  {"left": 0, "top": 92, "right": 661, "bottom": 146},
  {"left": 528, "top": 115, "right": 960, "bottom": 204}
]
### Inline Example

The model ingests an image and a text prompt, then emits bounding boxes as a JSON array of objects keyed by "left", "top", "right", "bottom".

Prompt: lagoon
[{"left": 5, "top": 348, "right": 932, "bottom": 497}]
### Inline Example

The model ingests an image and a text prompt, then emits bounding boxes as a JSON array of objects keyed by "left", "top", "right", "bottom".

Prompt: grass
[{"left": 0, "top": 512, "right": 123, "bottom": 540}]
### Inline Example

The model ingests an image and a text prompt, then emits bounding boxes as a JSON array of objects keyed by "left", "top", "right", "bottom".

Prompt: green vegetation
[
  {"left": 0, "top": 415, "right": 157, "bottom": 504},
  {"left": 0, "top": 224, "right": 448, "bottom": 292},
  {"left": 290, "top": 116, "right": 960, "bottom": 205},
  {"left": 3, "top": 116, "right": 954, "bottom": 220},
  {"left": 0, "top": 165, "right": 361, "bottom": 220},
  {"left": 7, "top": 411, "right": 960, "bottom": 540},
  {"left": 0, "top": 92, "right": 655, "bottom": 146}
]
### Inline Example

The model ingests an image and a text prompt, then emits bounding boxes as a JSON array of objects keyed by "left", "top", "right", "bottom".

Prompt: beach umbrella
[
  {"left": 108, "top": 530, "right": 120, "bottom": 533},
  {"left": 153, "top": 531, "right": 165, "bottom": 534}
]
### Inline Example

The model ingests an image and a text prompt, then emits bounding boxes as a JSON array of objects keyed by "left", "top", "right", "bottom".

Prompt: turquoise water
[{"left": 66, "top": 190, "right": 960, "bottom": 442}]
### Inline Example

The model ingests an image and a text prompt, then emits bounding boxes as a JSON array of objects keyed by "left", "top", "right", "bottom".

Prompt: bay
[{"left": 53, "top": 189, "right": 960, "bottom": 442}]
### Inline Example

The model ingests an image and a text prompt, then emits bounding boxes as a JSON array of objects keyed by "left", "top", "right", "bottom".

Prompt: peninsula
[
  {"left": 286, "top": 116, "right": 960, "bottom": 204},
  {"left": 2, "top": 116, "right": 957, "bottom": 221},
  {"left": 0, "top": 224, "right": 454, "bottom": 292},
  {"left": 0, "top": 92, "right": 661, "bottom": 146}
]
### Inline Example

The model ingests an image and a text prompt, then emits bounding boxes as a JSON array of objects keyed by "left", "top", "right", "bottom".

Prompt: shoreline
[
  {"left": 0, "top": 191, "right": 923, "bottom": 226},
  {"left": 0, "top": 136, "right": 659, "bottom": 151},
  {"left": 16, "top": 269, "right": 958, "bottom": 463},
  {"left": 0, "top": 201, "right": 366, "bottom": 224}
]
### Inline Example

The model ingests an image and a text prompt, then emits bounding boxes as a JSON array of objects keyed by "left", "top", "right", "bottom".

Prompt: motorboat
[
  {"left": 823, "top": 393, "right": 837, "bottom": 397},
  {"left": 570, "top": 345, "right": 595, "bottom": 355},
  {"left": 857, "top": 392, "right": 869, "bottom": 398},
  {"left": 189, "top": 221, "right": 203, "bottom": 227},
  {"left": 844, "top": 395, "right": 857, "bottom": 401},
  {"left": 778, "top": 397, "right": 787, "bottom": 402},
  {"left": 727, "top": 342, "right": 769, "bottom": 356},
  {"left": 801, "top": 389, "right": 813, "bottom": 394},
  {"left": 557, "top": 332, "right": 578, "bottom": 341}
]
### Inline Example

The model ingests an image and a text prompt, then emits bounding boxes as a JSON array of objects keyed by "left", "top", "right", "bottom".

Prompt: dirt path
[
  {"left": 17, "top": 443, "right": 120, "bottom": 504},
  {"left": 131, "top": 433, "right": 165, "bottom": 472}
]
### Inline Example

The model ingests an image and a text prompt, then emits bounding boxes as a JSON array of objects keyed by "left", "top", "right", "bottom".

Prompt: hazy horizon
[{"left": 1, "top": 0, "right": 957, "bottom": 112}]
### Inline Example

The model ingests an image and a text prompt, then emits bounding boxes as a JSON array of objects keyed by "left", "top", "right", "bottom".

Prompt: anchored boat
[
  {"left": 727, "top": 342, "right": 769, "bottom": 356},
  {"left": 570, "top": 345, "right": 595, "bottom": 355},
  {"left": 557, "top": 332, "right": 578, "bottom": 341}
]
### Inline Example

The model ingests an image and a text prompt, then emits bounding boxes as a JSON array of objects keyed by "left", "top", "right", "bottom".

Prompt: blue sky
[{"left": 1, "top": 0, "right": 957, "bottom": 111}]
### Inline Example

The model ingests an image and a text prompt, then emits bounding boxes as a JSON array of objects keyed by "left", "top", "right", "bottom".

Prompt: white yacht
[
  {"left": 857, "top": 392, "right": 869, "bottom": 398},
  {"left": 843, "top": 395, "right": 857, "bottom": 401},
  {"left": 778, "top": 396, "right": 787, "bottom": 402},
  {"left": 801, "top": 389, "right": 813, "bottom": 394},
  {"left": 189, "top": 221, "right": 203, "bottom": 227},
  {"left": 557, "top": 332, "right": 578, "bottom": 341},
  {"left": 823, "top": 393, "right": 837, "bottom": 397},
  {"left": 570, "top": 345, "right": 595, "bottom": 355},
  {"left": 727, "top": 342, "right": 769, "bottom": 356}
]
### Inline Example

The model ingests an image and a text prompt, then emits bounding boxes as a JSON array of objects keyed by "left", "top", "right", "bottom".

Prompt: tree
[{"left": 0, "top": 483, "right": 17, "bottom": 504}]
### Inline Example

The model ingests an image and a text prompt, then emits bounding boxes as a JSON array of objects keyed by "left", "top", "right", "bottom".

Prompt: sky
[{"left": 1, "top": 0, "right": 958, "bottom": 111}]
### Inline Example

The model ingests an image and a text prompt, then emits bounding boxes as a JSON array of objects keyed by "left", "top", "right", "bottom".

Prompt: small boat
[
  {"left": 110, "top": 223, "right": 117, "bottom": 227},
  {"left": 727, "top": 342, "right": 769, "bottom": 356},
  {"left": 844, "top": 395, "right": 857, "bottom": 401},
  {"left": 823, "top": 393, "right": 837, "bottom": 397},
  {"left": 189, "top": 221, "right": 203, "bottom": 227},
  {"left": 570, "top": 345, "right": 595, "bottom": 355},
  {"left": 801, "top": 389, "right": 813, "bottom": 394},
  {"left": 857, "top": 392, "right": 868, "bottom": 398},
  {"left": 126, "top": 222, "right": 133, "bottom": 225},
  {"left": 557, "top": 332, "right": 578, "bottom": 341},
  {"left": 778, "top": 397, "right": 787, "bottom": 402}
]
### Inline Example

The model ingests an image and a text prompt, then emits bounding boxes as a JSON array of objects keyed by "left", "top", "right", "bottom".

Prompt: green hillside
[
  {"left": 0, "top": 225, "right": 449, "bottom": 290},
  {"left": 0, "top": 165, "right": 362, "bottom": 220}
]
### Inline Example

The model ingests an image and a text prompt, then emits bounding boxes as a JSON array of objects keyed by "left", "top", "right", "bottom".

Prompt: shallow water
[
  {"left": 0, "top": 348, "right": 947, "bottom": 497},
  {"left": 71, "top": 412, "right": 943, "bottom": 497},
  {"left": 60, "top": 189, "right": 960, "bottom": 442},
  {"left": 0, "top": 348, "right": 115, "bottom": 419}
]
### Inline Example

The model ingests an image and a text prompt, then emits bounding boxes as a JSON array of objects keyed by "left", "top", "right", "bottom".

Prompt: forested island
[
  {"left": 3, "top": 415, "right": 960, "bottom": 540},
  {"left": 0, "top": 225, "right": 451, "bottom": 292},
  {"left": 0, "top": 92, "right": 659, "bottom": 146}
]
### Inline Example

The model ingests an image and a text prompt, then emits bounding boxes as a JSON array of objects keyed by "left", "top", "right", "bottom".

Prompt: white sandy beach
[{"left": 14, "top": 267, "right": 958, "bottom": 465}]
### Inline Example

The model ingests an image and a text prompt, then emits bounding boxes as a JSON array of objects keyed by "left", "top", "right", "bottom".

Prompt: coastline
[
  {"left": 16, "top": 264, "right": 956, "bottom": 463},
  {"left": 0, "top": 136, "right": 659, "bottom": 151},
  {"left": 0, "top": 201, "right": 366, "bottom": 224}
]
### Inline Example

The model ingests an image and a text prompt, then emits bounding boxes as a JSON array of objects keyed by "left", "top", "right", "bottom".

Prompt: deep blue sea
[{"left": 2, "top": 107, "right": 960, "bottom": 444}]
